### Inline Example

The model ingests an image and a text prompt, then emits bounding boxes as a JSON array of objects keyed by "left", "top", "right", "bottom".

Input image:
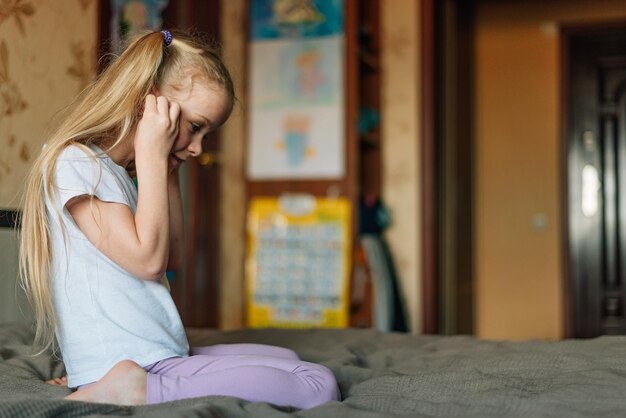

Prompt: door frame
[
  {"left": 561, "top": 20, "right": 626, "bottom": 338},
  {"left": 421, "top": 0, "right": 475, "bottom": 335},
  {"left": 421, "top": 0, "right": 438, "bottom": 335}
]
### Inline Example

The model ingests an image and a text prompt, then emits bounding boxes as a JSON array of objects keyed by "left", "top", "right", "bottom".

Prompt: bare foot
[
  {"left": 46, "top": 376, "right": 68, "bottom": 386},
  {"left": 64, "top": 360, "right": 147, "bottom": 406}
]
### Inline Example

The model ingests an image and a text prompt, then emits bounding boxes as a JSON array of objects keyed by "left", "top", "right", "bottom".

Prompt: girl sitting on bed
[{"left": 18, "top": 30, "right": 339, "bottom": 409}]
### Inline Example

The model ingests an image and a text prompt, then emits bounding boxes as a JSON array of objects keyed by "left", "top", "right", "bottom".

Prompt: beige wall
[
  {"left": 381, "top": 2, "right": 421, "bottom": 333},
  {"left": 0, "top": 0, "right": 98, "bottom": 209},
  {"left": 0, "top": 0, "right": 97, "bottom": 324},
  {"left": 475, "top": 0, "right": 626, "bottom": 340}
]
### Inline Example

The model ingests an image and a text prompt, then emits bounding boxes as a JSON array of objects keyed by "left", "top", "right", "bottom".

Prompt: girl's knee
[
  {"left": 305, "top": 364, "right": 340, "bottom": 407},
  {"left": 319, "top": 365, "right": 341, "bottom": 401}
]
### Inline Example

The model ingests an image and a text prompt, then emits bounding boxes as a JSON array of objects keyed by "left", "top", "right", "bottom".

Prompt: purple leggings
[{"left": 143, "top": 344, "right": 340, "bottom": 409}]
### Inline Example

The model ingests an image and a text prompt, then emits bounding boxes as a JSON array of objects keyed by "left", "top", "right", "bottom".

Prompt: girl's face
[{"left": 160, "top": 78, "right": 231, "bottom": 170}]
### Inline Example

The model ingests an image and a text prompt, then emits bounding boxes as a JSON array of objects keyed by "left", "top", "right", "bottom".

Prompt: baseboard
[{"left": 0, "top": 210, "right": 21, "bottom": 229}]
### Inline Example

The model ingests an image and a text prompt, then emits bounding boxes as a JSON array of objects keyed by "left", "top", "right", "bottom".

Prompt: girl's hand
[{"left": 134, "top": 94, "right": 180, "bottom": 165}]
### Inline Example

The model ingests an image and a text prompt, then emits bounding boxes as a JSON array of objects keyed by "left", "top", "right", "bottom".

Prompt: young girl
[{"left": 19, "top": 30, "right": 340, "bottom": 409}]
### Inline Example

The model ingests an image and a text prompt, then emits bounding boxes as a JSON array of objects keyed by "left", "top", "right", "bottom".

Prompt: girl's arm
[{"left": 67, "top": 95, "right": 180, "bottom": 281}]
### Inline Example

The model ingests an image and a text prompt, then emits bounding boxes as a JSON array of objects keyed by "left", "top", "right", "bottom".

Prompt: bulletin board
[{"left": 246, "top": 195, "right": 351, "bottom": 328}]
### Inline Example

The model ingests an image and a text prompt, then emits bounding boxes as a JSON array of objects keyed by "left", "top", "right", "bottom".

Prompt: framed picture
[{"left": 247, "top": 0, "right": 346, "bottom": 180}]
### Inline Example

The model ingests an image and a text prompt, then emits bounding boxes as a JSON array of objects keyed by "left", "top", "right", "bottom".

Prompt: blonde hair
[{"left": 18, "top": 30, "right": 234, "bottom": 353}]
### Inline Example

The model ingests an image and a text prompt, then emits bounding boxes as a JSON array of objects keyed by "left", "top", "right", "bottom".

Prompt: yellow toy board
[{"left": 246, "top": 195, "right": 351, "bottom": 328}]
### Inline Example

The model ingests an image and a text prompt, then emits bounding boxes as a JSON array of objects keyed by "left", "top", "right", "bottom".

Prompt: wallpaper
[{"left": 0, "top": 0, "right": 97, "bottom": 209}]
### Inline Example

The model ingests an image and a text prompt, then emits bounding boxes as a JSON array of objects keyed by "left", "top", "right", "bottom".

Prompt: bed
[{"left": 1, "top": 323, "right": 626, "bottom": 418}]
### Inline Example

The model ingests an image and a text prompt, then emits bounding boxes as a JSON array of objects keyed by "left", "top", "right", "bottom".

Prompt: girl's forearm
[{"left": 134, "top": 157, "right": 171, "bottom": 278}]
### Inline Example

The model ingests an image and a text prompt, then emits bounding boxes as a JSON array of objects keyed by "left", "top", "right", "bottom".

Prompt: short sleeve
[{"left": 52, "top": 145, "right": 130, "bottom": 210}]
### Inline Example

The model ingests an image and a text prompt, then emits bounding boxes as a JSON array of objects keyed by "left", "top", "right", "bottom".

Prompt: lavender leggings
[{"left": 143, "top": 344, "right": 340, "bottom": 409}]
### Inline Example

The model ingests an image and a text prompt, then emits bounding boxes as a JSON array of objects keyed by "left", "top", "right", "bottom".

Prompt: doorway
[
  {"left": 98, "top": 0, "right": 223, "bottom": 328},
  {"left": 565, "top": 24, "right": 626, "bottom": 337}
]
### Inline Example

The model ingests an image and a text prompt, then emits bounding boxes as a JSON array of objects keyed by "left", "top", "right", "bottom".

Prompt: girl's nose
[{"left": 188, "top": 140, "right": 202, "bottom": 157}]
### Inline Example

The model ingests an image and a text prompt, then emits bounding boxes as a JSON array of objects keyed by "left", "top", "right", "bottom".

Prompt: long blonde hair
[{"left": 19, "top": 30, "right": 234, "bottom": 353}]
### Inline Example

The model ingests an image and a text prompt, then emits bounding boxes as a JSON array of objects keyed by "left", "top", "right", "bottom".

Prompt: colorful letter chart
[{"left": 246, "top": 196, "right": 351, "bottom": 328}]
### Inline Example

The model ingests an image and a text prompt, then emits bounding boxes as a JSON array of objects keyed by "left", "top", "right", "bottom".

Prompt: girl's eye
[{"left": 191, "top": 123, "right": 201, "bottom": 133}]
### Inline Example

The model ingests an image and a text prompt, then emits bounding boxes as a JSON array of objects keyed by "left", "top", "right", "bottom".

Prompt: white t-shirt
[{"left": 45, "top": 144, "right": 189, "bottom": 388}]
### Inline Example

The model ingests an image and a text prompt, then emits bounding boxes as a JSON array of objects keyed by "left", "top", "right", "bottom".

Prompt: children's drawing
[
  {"left": 248, "top": 0, "right": 345, "bottom": 179},
  {"left": 275, "top": 114, "right": 315, "bottom": 167}
]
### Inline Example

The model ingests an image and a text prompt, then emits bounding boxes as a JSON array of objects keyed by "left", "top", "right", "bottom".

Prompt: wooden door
[
  {"left": 566, "top": 25, "right": 626, "bottom": 337},
  {"left": 98, "top": 0, "right": 223, "bottom": 328},
  {"left": 161, "top": 1, "right": 221, "bottom": 328}
]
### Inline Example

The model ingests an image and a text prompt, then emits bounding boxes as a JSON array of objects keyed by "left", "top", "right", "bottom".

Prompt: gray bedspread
[{"left": 1, "top": 323, "right": 626, "bottom": 417}]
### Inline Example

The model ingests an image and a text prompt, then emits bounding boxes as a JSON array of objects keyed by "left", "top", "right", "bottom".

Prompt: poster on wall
[
  {"left": 246, "top": 195, "right": 351, "bottom": 328},
  {"left": 247, "top": 0, "right": 345, "bottom": 179}
]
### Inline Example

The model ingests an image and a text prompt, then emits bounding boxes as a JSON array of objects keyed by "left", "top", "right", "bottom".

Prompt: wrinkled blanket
[{"left": 1, "top": 323, "right": 626, "bottom": 417}]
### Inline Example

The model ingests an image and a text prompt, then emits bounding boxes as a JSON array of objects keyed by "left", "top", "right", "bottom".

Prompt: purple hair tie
[{"left": 161, "top": 30, "right": 173, "bottom": 47}]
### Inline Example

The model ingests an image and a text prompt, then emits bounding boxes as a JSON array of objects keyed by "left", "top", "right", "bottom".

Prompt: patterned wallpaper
[{"left": 0, "top": 0, "right": 97, "bottom": 209}]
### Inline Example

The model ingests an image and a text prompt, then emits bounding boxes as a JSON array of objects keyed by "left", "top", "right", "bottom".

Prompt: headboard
[
  {"left": 0, "top": 209, "right": 32, "bottom": 325},
  {"left": 0, "top": 210, "right": 20, "bottom": 229}
]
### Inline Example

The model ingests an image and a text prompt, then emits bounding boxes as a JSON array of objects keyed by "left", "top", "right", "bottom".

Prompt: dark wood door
[
  {"left": 161, "top": 1, "right": 221, "bottom": 328},
  {"left": 98, "top": 0, "right": 223, "bottom": 328},
  {"left": 566, "top": 25, "right": 626, "bottom": 337}
]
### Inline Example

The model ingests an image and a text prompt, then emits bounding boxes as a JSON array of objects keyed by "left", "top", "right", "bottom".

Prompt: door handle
[
  {"left": 198, "top": 152, "right": 221, "bottom": 167},
  {"left": 582, "top": 164, "right": 600, "bottom": 217}
]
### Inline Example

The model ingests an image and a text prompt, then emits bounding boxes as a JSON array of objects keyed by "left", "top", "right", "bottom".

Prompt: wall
[
  {"left": 0, "top": 0, "right": 98, "bottom": 208},
  {"left": 381, "top": 2, "right": 421, "bottom": 333},
  {"left": 475, "top": 0, "right": 626, "bottom": 340},
  {"left": 0, "top": 0, "right": 97, "bottom": 324}
]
